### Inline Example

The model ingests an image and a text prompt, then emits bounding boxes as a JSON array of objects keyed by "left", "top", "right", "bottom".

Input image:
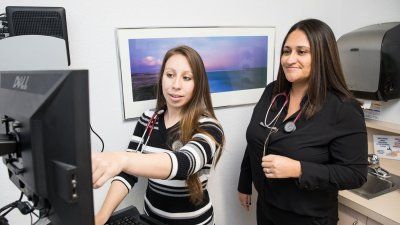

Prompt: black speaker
[{"left": 6, "top": 6, "right": 70, "bottom": 65}]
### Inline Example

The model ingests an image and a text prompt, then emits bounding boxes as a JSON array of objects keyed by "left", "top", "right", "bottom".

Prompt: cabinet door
[
  {"left": 366, "top": 218, "right": 382, "bottom": 225},
  {"left": 338, "top": 204, "right": 367, "bottom": 225}
]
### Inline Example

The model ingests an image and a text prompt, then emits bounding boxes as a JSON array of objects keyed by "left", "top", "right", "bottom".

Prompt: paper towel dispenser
[{"left": 338, "top": 22, "right": 400, "bottom": 101}]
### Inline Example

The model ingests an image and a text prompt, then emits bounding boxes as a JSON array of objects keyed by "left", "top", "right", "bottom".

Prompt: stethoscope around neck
[
  {"left": 259, "top": 92, "right": 302, "bottom": 156},
  {"left": 135, "top": 109, "right": 165, "bottom": 153},
  {"left": 259, "top": 92, "right": 302, "bottom": 133}
]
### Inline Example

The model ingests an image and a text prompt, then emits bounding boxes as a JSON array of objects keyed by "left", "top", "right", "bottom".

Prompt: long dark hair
[
  {"left": 155, "top": 45, "right": 224, "bottom": 204},
  {"left": 274, "top": 18, "right": 354, "bottom": 118}
]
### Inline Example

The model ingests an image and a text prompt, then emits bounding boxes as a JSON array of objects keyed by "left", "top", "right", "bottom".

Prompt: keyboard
[
  {"left": 105, "top": 206, "right": 165, "bottom": 225},
  {"left": 105, "top": 206, "right": 141, "bottom": 225}
]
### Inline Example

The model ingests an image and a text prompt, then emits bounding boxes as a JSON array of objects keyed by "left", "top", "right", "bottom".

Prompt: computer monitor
[{"left": 0, "top": 70, "right": 94, "bottom": 225}]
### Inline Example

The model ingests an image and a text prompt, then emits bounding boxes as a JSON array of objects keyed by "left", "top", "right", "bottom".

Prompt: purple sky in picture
[{"left": 129, "top": 36, "right": 268, "bottom": 74}]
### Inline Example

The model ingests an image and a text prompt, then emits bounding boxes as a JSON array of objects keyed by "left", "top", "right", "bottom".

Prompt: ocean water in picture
[
  {"left": 129, "top": 35, "right": 269, "bottom": 102},
  {"left": 131, "top": 73, "right": 158, "bottom": 102},
  {"left": 207, "top": 68, "right": 267, "bottom": 93}
]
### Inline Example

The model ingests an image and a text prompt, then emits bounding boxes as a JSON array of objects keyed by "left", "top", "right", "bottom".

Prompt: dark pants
[{"left": 256, "top": 198, "right": 338, "bottom": 225}]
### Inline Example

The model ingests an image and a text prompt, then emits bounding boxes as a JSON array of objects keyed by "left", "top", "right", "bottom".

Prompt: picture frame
[{"left": 116, "top": 27, "right": 275, "bottom": 119}]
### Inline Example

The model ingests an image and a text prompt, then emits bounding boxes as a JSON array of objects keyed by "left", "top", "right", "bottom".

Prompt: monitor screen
[{"left": 0, "top": 70, "right": 94, "bottom": 225}]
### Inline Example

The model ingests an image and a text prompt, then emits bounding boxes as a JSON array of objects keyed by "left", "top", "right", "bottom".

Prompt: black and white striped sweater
[{"left": 113, "top": 109, "right": 224, "bottom": 225}]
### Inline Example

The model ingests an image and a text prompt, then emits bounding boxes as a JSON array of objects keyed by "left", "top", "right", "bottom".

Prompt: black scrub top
[{"left": 238, "top": 81, "right": 368, "bottom": 218}]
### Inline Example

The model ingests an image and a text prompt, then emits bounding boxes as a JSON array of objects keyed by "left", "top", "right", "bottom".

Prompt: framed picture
[{"left": 116, "top": 27, "right": 275, "bottom": 119}]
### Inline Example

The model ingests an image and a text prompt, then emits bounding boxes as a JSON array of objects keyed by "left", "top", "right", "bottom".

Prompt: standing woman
[
  {"left": 92, "top": 45, "right": 224, "bottom": 225},
  {"left": 237, "top": 19, "right": 368, "bottom": 225}
]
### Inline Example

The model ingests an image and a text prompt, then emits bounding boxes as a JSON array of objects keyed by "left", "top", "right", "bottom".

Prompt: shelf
[{"left": 365, "top": 119, "right": 400, "bottom": 134}]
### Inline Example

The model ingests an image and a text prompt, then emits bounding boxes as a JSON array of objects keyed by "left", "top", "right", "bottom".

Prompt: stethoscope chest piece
[{"left": 284, "top": 121, "right": 296, "bottom": 133}]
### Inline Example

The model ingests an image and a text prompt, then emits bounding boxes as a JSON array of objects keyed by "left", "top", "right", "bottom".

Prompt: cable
[
  {"left": 0, "top": 192, "right": 38, "bottom": 224},
  {"left": 0, "top": 202, "right": 16, "bottom": 214},
  {"left": 0, "top": 207, "right": 15, "bottom": 218},
  {"left": 90, "top": 123, "right": 104, "bottom": 152},
  {"left": 18, "top": 192, "right": 23, "bottom": 201},
  {"left": 31, "top": 210, "right": 38, "bottom": 218},
  {"left": 0, "top": 192, "right": 22, "bottom": 216},
  {"left": 29, "top": 208, "right": 40, "bottom": 225},
  {"left": 30, "top": 212, "right": 40, "bottom": 225}
]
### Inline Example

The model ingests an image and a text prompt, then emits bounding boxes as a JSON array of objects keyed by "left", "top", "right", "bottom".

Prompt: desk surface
[{"left": 339, "top": 159, "right": 400, "bottom": 225}]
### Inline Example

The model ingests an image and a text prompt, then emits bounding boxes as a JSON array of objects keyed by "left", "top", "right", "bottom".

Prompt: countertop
[{"left": 339, "top": 158, "right": 400, "bottom": 225}]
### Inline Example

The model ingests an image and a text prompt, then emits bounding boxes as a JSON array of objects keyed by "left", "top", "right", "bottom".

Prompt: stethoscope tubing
[
  {"left": 261, "top": 92, "right": 302, "bottom": 132},
  {"left": 260, "top": 92, "right": 289, "bottom": 130},
  {"left": 260, "top": 92, "right": 303, "bottom": 156},
  {"left": 135, "top": 109, "right": 164, "bottom": 153},
  {"left": 262, "top": 117, "right": 279, "bottom": 156}
]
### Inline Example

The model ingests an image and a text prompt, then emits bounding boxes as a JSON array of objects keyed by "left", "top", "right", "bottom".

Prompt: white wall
[{"left": 1, "top": 1, "right": 400, "bottom": 224}]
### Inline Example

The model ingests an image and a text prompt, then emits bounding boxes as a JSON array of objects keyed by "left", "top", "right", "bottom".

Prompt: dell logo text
[{"left": 13, "top": 76, "right": 30, "bottom": 90}]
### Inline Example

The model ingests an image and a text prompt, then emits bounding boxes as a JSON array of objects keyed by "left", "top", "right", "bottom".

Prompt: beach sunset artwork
[
  {"left": 129, "top": 36, "right": 268, "bottom": 101},
  {"left": 117, "top": 27, "right": 275, "bottom": 119}
]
